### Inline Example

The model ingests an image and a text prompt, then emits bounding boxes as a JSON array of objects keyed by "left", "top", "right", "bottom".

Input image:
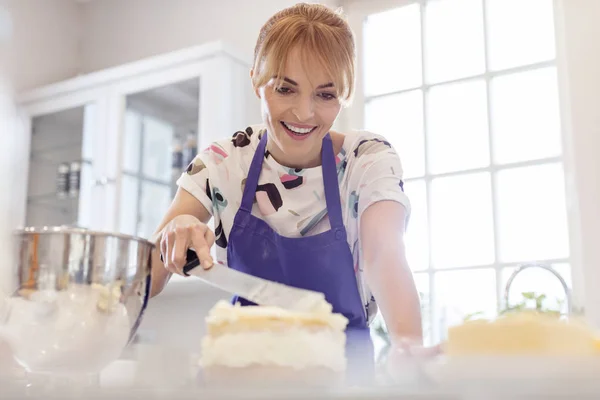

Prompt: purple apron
[{"left": 226, "top": 131, "right": 367, "bottom": 329}]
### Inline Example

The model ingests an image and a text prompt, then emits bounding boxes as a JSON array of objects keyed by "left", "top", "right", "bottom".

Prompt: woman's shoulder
[
  {"left": 228, "top": 124, "right": 267, "bottom": 151},
  {"left": 199, "top": 124, "right": 266, "bottom": 163},
  {"left": 341, "top": 130, "right": 397, "bottom": 161}
]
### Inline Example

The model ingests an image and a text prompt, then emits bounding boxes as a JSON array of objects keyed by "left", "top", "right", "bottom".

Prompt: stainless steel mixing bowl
[{"left": 0, "top": 226, "right": 154, "bottom": 374}]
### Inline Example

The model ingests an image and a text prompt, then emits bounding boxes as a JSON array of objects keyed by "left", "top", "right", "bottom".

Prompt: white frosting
[
  {"left": 206, "top": 300, "right": 348, "bottom": 330},
  {"left": 291, "top": 293, "right": 334, "bottom": 314},
  {"left": 92, "top": 281, "right": 124, "bottom": 312},
  {"left": 200, "top": 328, "right": 347, "bottom": 371}
]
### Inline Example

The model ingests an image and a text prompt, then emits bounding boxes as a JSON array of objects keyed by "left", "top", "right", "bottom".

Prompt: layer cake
[{"left": 199, "top": 300, "right": 349, "bottom": 387}]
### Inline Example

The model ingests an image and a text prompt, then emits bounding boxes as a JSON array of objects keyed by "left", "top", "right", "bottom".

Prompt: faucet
[{"left": 503, "top": 263, "right": 571, "bottom": 315}]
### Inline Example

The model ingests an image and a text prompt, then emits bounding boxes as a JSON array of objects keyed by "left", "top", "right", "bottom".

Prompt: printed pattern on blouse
[{"left": 177, "top": 124, "right": 411, "bottom": 324}]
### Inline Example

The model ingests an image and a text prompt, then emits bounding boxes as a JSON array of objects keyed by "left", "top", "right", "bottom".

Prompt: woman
[{"left": 150, "top": 3, "right": 423, "bottom": 347}]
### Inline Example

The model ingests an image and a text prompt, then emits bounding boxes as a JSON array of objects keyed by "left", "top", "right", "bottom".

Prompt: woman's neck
[{"left": 266, "top": 131, "right": 345, "bottom": 169}]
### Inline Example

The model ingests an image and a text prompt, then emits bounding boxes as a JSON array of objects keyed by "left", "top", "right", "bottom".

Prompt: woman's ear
[{"left": 250, "top": 69, "right": 261, "bottom": 99}]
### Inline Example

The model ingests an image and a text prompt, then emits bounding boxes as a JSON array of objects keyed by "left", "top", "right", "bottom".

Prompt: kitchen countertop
[{"left": 2, "top": 331, "right": 600, "bottom": 399}]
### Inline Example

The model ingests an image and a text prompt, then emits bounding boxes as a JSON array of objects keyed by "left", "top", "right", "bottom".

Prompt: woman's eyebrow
[{"left": 281, "top": 77, "right": 334, "bottom": 89}]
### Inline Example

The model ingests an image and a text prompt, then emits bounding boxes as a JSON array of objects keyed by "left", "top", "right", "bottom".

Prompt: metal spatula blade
[{"left": 181, "top": 249, "right": 328, "bottom": 312}]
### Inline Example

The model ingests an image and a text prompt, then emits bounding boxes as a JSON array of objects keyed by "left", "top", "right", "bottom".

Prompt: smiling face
[{"left": 253, "top": 47, "right": 344, "bottom": 168}]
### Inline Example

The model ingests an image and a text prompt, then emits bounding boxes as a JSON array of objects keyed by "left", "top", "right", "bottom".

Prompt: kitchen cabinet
[{"left": 13, "top": 41, "right": 259, "bottom": 238}]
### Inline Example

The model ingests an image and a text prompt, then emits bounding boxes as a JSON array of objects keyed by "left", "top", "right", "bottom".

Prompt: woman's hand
[
  {"left": 391, "top": 338, "right": 443, "bottom": 358},
  {"left": 383, "top": 339, "right": 443, "bottom": 383},
  {"left": 159, "top": 214, "right": 215, "bottom": 275}
]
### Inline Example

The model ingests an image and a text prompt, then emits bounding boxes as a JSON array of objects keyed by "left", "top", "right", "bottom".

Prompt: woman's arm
[
  {"left": 149, "top": 187, "right": 212, "bottom": 298},
  {"left": 360, "top": 200, "right": 423, "bottom": 345}
]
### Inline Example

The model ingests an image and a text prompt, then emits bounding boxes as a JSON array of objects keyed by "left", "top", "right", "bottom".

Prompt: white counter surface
[{"left": 2, "top": 334, "right": 600, "bottom": 399}]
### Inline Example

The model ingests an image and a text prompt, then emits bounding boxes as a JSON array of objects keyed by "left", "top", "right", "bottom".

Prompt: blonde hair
[{"left": 252, "top": 3, "right": 356, "bottom": 106}]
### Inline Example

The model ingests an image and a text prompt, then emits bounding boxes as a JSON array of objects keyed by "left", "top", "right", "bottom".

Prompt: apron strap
[
  {"left": 321, "top": 134, "right": 345, "bottom": 230},
  {"left": 239, "top": 132, "right": 268, "bottom": 212}
]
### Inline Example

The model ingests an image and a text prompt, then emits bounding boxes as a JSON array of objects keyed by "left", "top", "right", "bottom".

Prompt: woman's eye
[
  {"left": 276, "top": 87, "right": 293, "bottom": 94},
  {"left": 319, "top": 93, "right": 337, "bottom": 101}
]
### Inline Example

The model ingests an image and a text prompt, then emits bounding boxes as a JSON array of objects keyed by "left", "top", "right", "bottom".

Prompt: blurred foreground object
[
  {"left": 447, "top": 311, "right": 599, "bottom": 356},
  {"left": 425, "top": 311, "right": 600, "bottom": 385},
  {"left": 0, "top": 226, "right": 153, "bottom": 375}
]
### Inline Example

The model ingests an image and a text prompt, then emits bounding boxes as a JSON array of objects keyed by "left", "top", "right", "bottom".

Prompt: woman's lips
[{"left": 280, "top": 121, "right": 316, "bottom": 141}]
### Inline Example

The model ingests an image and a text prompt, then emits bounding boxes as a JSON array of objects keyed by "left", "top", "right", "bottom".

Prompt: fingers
[
  {"left": 171, "top": 227, "right": 190, "bottom": 273},
  {"left": 160, "top": 233, "right": 167, "bottom": 262},
  {"left": 204, "top": 227, "right": 215, "bottom": 249},
  {"left": 392, "top": 339, "right": 442, "bottom": 358},
  {"left": 161, "top": 231, "right": 179, "bottom": 275},
  {"left": 159, "top": 217, "right": 215, "bottom": 275},
  {"left": 190, "top": 225, "right": 214, "bottom": 270}
]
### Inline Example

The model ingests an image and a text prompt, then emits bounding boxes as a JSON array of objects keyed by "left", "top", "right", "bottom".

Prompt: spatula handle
[
  {"left": 159, "top": 249, "right": 200, "bottom": 276},
  {"left": 182, "top": 249, "right": 201, "bottom": 276}
]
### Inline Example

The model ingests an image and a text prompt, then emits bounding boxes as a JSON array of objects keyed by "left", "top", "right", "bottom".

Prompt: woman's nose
[{"left": 292, "top": 96, "right": 315, "bottom": 121}]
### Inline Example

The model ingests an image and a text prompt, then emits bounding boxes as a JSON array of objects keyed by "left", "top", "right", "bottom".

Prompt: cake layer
[
  {"left": 200, "top": 300, "right": 349, "bottom": 371},
  {"left": 205, "top": 300, "right": 348, "bottom": 332},
  {"left": 207, "top": 319, "right": 332, "bottom": 336},
  {"left": 201, "top": 328, "right": 346, "bottom": 370},
  {"left": 446, "top": 312, "right": 599, "bottom": 356}
]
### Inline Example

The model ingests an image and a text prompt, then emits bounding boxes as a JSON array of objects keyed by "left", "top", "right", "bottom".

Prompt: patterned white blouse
[{"left": 177, "top": 123, "right": 411, "bottom": 324}]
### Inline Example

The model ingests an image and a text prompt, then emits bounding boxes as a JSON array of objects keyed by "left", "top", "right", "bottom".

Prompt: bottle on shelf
[
  {"left": 56, "top": 163, "right": 70, "bottom": 199},
  {"left": 171, "top": 136, "right": 183, "bottom": 196},
  {"left": 183, "top": 131, "right": 197, "bottom": 167},
  {"left": 68, "top": 161, "right": 81, "bottom": 198}
]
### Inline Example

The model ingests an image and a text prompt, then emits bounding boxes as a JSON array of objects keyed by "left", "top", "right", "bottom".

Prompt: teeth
[{"left": 283, "top": 122, "right": 314, "bottom": 134}]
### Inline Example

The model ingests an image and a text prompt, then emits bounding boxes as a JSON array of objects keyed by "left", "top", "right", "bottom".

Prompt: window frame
[
  {"left": 121, "top": 110, "right": 173, "bottom": 239},
  {"left": 340, "top": 0, "right": 584, "bottom": 342}
]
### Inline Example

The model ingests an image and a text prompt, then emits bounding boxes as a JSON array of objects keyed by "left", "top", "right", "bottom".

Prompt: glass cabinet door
[
  {"left": 117, "top": 78, "right": 200, "bottom": 239},
  {"left": 25, "top": 103, "right": 100, "bottom": 228}
]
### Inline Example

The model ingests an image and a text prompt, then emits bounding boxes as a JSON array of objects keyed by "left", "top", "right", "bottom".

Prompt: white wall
[
  {"left": 4, "top": 0, "right": 343, "bottom": 90},
  {"left": 79, "top": 0, "right": 341, "bottom": 74},
  {"left": 0, "top": 76, "right": 17, "bottom": 297},
  {"left": 1, "top": 0, "right": 82, "bottom": 92},
  {"left": 0, "top": 76, "right": 21, "bottom": 374},
  {"left": 0, "top": 2, "right": 19, "bottom": 298}
]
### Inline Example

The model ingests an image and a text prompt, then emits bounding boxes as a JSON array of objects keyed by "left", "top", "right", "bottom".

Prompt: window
[
  {"left": 118, "top": 111, "right": 174, "bottom": 240},
  {"left": 361, "top": 0, "right": 570, "bottom": 345}
]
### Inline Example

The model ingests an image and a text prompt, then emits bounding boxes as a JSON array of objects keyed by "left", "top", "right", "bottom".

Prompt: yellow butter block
[
  {"left": 446, "top": 311, "right": 599, "bottom": 356},
  {"left": 594, "top": 338, "right": 600, "bottom": 353}
]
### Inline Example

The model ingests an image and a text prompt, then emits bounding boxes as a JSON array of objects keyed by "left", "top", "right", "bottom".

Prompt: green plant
[
  {"left": 463, "top": 291, "right": 574, "bottom": 322},
  {"left": 463, "top": 311, "right": 486, "bottom": 321},
  {"left": 500, "top": 291, "right": 561, "bottom": 317}
]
